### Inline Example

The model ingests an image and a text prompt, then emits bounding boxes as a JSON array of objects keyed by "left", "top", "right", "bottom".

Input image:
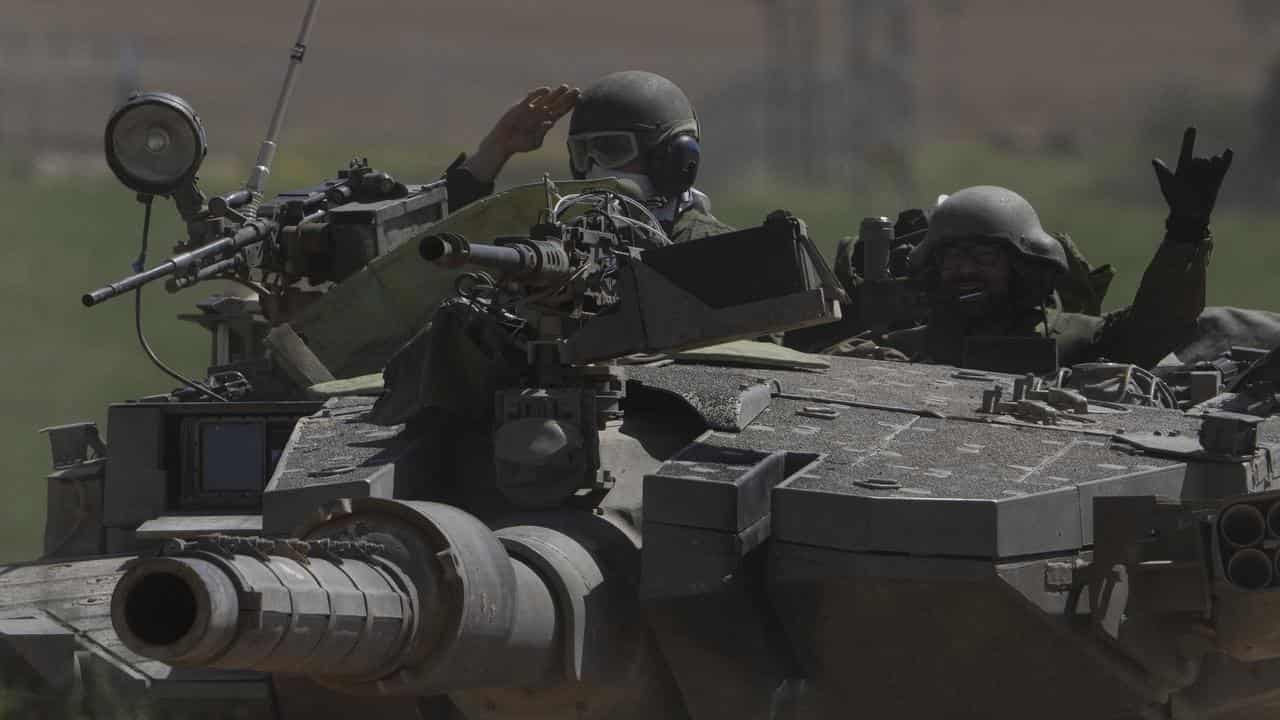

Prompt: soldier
[
  {"left": 444, "top": 71, "right": 733, "bottom": 243},
  {"left": 835, "top": 128, "right": 1233, "bottom": 371}
]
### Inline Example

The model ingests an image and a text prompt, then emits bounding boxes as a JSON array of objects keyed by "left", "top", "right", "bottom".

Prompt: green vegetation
[{"left": 3, "top": 141, "right": 1279, "bottom": 563}]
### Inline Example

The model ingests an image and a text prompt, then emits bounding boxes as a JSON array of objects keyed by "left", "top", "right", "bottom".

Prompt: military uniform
[
  {"left": 880, "top": 231, "right": 1211, "bottom": 369},
  {"left": 854, "top": 130, "right": 1235, "bottom": 373},
  {"left": 1051, "top": 232, "right": 1115, "bottom": 316},
  {"left": 665, "top": 204, "right": 734, "bottom": 243}
]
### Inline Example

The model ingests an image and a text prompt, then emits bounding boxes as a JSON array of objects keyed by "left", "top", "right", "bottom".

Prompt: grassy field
[{"left": 2, "top": 141, "right": 1279, "bottom": 563}]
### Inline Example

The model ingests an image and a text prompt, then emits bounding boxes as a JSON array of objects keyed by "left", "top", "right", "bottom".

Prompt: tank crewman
[
  {"left": 831, "top": 208, "right": 1114, "bottom": 318},
  {"left": 443, "top": 71, "right": 733, "bottom": 243},
  {"left": 830, "top": 128, "right": 1233, "bottom": 371}
]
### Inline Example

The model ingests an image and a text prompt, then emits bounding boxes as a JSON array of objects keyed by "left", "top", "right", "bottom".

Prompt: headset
[{"left": 647, "top": 131, "right": 701, "bottom": 200}]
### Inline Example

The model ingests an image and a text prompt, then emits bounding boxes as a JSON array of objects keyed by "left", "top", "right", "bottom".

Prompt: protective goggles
[
  {"left": 567, "top": 131, "right": 641, "bottom": 175},
  {"left": 938, "top": 240, "right": 1007, "bottom": 270}
]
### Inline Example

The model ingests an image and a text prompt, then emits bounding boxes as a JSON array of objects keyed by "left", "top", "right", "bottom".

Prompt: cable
[
  {"left": 555, "top": 189, "right": 665, "bottom": 236},
  {"left": 132, "top": 197, "right": 227, "bottom": 402}
]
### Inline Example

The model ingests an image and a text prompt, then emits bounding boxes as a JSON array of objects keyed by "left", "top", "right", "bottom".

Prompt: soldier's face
[{"left": 937, "top": 240, "right": 1011, "bottom": 299}]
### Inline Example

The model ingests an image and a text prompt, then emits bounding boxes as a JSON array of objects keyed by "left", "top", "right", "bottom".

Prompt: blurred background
[{"left": 3, "top": 0, "right": 1280, "bottom": 561}]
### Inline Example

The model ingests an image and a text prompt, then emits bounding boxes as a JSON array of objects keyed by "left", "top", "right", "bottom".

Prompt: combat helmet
[
  {"left": 909, "top": 186, "right": 1068, "bottom": 274},
  {"left": 567, "top": 70, "right": 701, "bottom": 198}
]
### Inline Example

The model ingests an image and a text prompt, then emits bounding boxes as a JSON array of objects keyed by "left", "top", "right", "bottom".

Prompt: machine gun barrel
[
  {"left": 167, "top": 210, "right": 325, "bottom": 291},
  {"left": 82, "top": 218, "right": 276, "bottom": 307},
  {"left": 420, "top": 233, "right": 574, "bottom": 285},
  {"left": 167, "top": 255, "right": 245, "bottom": 292}
]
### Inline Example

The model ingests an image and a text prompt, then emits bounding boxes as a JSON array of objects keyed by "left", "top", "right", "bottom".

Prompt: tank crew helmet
[
  {"left": 909, "top": 185, "right": 1068, "bottom": 310},
  {"left": 567, "top": 71, "right": 701, "bottom": 200}
]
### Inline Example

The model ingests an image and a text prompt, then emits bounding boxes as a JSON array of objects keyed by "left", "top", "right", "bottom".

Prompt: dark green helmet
[
  {"left": 569, "top": 70, "right": 699, "bottom": 144},
  {"left": 909, "top": 186, "right": 1067, "bottom": 273},
  {"left": 568, "top": 71, "right": 701, "bottom": 198}
]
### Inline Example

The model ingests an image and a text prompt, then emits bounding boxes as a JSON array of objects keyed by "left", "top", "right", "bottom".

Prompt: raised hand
[
  {"left": 486, "top": 85, "right": 580, "bottom": 155},
  {"left": 463, "top": 85, "right": 580, "bottom": 183},
  {"left": 1152, "top": 126, "right": 1234, "bottom": 227}
]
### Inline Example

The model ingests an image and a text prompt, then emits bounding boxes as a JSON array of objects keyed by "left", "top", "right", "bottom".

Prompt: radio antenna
[{"left": 243, "top": 0, "right": 320, "bottom": 217}]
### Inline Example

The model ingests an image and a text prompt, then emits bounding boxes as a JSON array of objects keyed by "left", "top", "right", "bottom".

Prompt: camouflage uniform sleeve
[
  {"left": 667, "top": 207, "right": 735, "bottom": 244},
  {"left": 443, "top": 152, "right": 495, "bottom": 212},
  {"left": 1088, "top": 227, "right": 1212, "bottom": 368}
]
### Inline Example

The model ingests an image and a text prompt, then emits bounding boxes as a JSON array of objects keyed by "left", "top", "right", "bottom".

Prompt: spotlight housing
[{"left": 104, "top": 92, "right": 207, "bottom": 196}]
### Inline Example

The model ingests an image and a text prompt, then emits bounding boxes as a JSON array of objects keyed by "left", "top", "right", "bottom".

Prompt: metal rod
[{"left": 244, "top": 0, "right": 320, "bottom": 207}]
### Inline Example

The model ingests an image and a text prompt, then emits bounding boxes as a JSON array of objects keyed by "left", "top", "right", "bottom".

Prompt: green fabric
[
  {"left": 1051, "top": 232, "right": 1114, "bottom": 316},
  {"left": 371, "top": 298, "right": 525, "bottom": 426},
  {"left": 668, "top": 206, "right": 734, "bottom": 244},
  {"left": 880, "top": 234, "right": 1211, "bottom": 370},
  {"left": 1089, "top": 234, "right": 1211, "bottom": 367},
  {"left": 307, "top": 373, "right": 385, "bottom": 398},
  {"left": 672, "top": 339, "right": 830, "bottom": 369},
  {"left": 288, "top": 178, "right": 636, "bottom": 378}
]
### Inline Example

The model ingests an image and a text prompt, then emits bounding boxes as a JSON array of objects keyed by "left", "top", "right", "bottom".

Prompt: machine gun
[
  {"left": 783, "top": 212, "right": 929, "bottom": 353},
  {"left": 376, "top": 186, "right": 848, "bottom": 508},
  {"left": 79, "top": 0, "right": 448, "bottom": 402},
  {"left": 419, "top": 185, "right": 845, "bottom": 367}
]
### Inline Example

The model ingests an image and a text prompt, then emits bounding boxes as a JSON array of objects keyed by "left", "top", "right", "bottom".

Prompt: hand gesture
[
  {"left": 485, "top": 85, "right": 580, "bottom": 156},
  {"left": 1152, "top": 127, "right": 1234, "bottom": 226}
]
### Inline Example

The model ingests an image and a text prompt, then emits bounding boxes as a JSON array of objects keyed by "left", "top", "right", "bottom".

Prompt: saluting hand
[
  {"left": 487, "top": 85, "right": 579, "bottom": 155},
  {"left": 463, "top": 85, "right": 579, "bottom": 183}
]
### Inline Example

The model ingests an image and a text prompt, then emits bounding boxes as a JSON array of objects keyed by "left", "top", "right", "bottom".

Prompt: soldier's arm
[
  {"left": 444, "top": 85, "right": 578, "bottom": 212},
  {"left": 1092, "top": 128, "right": 1233, "bottom": 368},
  {"left": 1092, "top": 238, "right": 1212, "bottom": 368},
  {"left": 444, "top": 152, "right": 495, "bottom": 211},
  {"left": 666, "top": 206, "right": 735, "bottom": 244}
]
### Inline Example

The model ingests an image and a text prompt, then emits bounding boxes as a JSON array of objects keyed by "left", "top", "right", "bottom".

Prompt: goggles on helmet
[
  {"left": 937, "top": 239, "right": 1007, "bottom": 271},
  {"left": 567, "top": 131, "right": 641, "bottom": 175}
]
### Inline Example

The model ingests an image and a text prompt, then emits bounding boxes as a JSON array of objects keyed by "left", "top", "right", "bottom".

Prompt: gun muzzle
[
  {"left": 83, "top": 218, "right": 276, "bottom": 307},
  {"left": 420, "top": 232, "right": 471, "bottom": 265},
  {"left": 420, "top": 233, "right": 573, "bottom": 286},
  {"left": 110, "top": 500, "right": 628, "bottom": 697},
  {"left": 112, "top": 544, "right": 416, "bottom": 675}
]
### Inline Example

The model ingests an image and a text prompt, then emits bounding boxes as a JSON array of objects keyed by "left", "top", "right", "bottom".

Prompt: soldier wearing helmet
[
  {"left": 445, "top": 71, "right": 732, "bottom": 244},
  {"left": 853, "top": 128, "right": 1233, "bottom": 371}
]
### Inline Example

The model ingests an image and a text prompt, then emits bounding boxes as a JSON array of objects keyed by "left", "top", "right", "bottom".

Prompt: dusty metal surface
[{"left": 632, "top": 357, "right": 1280, "bottom": 560}]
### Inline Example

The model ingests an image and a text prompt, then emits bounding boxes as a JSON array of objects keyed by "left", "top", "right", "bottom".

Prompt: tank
[
  {"left": 11, "top": 7, "right": 1280, "bottom": 720},
  {"left": 14, "top": 317, "right": 1280, "bottom": 719}
]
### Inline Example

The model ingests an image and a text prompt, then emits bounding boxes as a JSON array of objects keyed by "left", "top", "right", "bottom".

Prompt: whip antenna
[{"left": 243, "top": 0, "right": 320, "bottom": 216}]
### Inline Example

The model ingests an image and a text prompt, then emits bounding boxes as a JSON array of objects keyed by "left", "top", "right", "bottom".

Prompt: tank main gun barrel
[
  {"left": 109, "top": 500, "right": 633, "bottom": 697},
  {"left": 420, "top": 232, "right": 574, "bottom": 286},
  {"left": 113, "top": 541, "right": 418, "bottom": 676},
  {"left": 83, "top": 218, "right": 276, "bottom": 307}
]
